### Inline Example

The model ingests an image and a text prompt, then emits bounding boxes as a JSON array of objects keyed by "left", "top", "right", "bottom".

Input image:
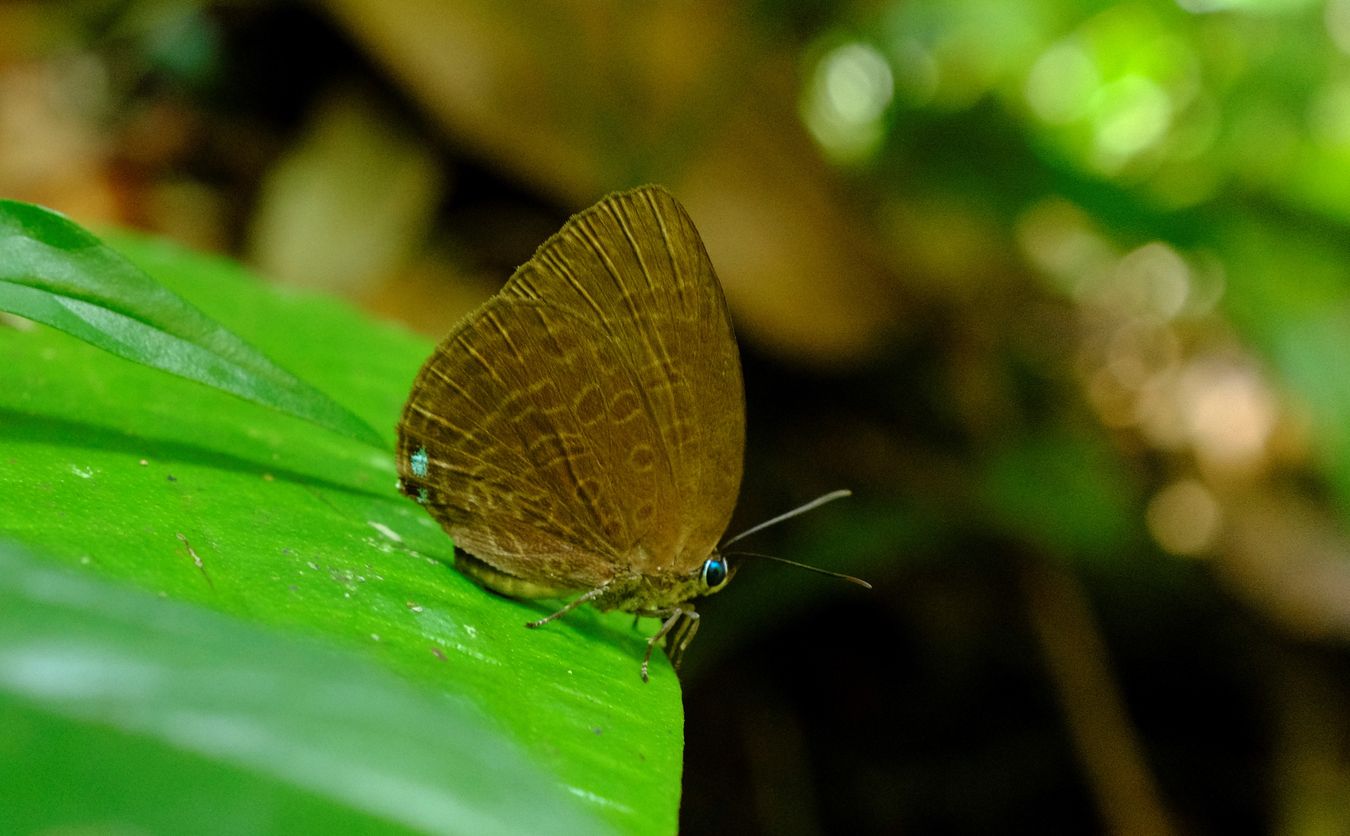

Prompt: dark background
[{"left": 6, "top": 1, "right": 1350, "bottom": 832}]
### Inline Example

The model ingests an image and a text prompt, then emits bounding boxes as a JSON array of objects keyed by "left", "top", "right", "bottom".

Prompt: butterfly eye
[{"left": 700, "top": 556, "right": 730, "bottom": 593}]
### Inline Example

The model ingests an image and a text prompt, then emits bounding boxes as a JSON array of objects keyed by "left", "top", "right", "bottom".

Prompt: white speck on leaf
[{"left": 367, "top": 521, "right": 402, "bottom": 542}]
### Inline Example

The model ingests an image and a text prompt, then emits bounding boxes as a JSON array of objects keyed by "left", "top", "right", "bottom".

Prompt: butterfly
[{"left": 396, "top": 185, "right": 861, "bottom": 680}]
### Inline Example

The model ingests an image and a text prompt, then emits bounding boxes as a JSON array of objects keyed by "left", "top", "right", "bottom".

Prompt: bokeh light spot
[
  {"left": 1329, "top": 0, "right": 1350, "bottom": 53},
  {"left": 1146, "top": 479, "right": 1222, "bottom": 556},
  {"left": 1178, "top": 358, "right": 1278, "bottom": 471},
  {"left": 1091, "top": 74, "right": 1173, "bottom": 168},
  {"left": 1114, "top": 242, "right": 1191, "bottom": 319},
  {"left": 1308, "top": 79, "right": 1350, "bottom": 148},
  {"left": 802, "top": 40, "right": 894, "bottom": 164},
  {"left": 1025, "top": 39, "right": 1099, "bottom": 124}
]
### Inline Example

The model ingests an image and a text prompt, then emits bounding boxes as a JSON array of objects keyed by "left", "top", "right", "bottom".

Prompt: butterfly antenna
[
  {"left": 720, "top": 489, "right": 852, "bottom": 549},
  {"left": 723, "top": 550, "right": 872, "bottom": 589}
]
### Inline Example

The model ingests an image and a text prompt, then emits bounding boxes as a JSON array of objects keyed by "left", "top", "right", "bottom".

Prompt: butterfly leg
[
  {"left": 641, "top": 606, "right": 700, "bottom": 682},
  {"left": 526, "top": 584, "right": 608, "bottom": 629},
  {"left": 665, "top": 609, "right": 701, "bottom": 672}
]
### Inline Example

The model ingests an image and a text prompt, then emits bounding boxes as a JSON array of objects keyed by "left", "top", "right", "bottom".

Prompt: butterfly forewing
[{"left": 397, "top": 185, "right": 744, "bottom": 586}]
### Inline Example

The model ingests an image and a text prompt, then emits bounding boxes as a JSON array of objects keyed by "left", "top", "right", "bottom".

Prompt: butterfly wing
[{"left": 397, "top": 185, "right": 744, "bottom": 586}]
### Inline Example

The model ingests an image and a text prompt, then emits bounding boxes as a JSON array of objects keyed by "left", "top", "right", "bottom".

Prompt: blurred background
[{"left": 5, "top": 0, "right": 1350, "bottom": 832}]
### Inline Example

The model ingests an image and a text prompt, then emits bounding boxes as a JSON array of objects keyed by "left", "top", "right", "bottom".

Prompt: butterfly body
[
  {"left": 396, "top": 185, "right": 744, "bottom": 678},
  {"left": 449, "top": 543, "right": 725, "bottom": 613}
]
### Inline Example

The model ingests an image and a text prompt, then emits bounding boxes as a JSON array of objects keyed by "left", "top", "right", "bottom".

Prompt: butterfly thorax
[{"left": 591, "top": 568, "right": 713, "bottom": 614}]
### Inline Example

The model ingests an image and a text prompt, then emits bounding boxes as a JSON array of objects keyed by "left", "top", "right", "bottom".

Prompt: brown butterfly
[{"left": 396, "top": 185, "right": 863, "bottom": 680}]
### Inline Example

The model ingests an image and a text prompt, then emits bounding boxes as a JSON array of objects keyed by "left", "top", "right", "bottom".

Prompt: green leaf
[
  {"left": 0, "top": 199, "right": 384, "bottom": 447},
  {"left": 0, "top": 230, "right": 684, "bottom": 834},
  {"left": 0, "top": 541, "right": 605, "bottom": 836}
]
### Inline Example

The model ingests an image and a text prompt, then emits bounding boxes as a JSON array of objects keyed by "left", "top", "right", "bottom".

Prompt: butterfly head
[
  {"left": 698, "top": 553, "right": 734, "bottom": 596},
  {"left": 595, "top": 548, "right": 740, "bottom": 614}
]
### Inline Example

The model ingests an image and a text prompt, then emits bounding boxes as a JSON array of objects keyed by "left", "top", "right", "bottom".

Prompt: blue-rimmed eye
[{"left": 701, "top": 556, "right": 730, "bottom": 592}]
